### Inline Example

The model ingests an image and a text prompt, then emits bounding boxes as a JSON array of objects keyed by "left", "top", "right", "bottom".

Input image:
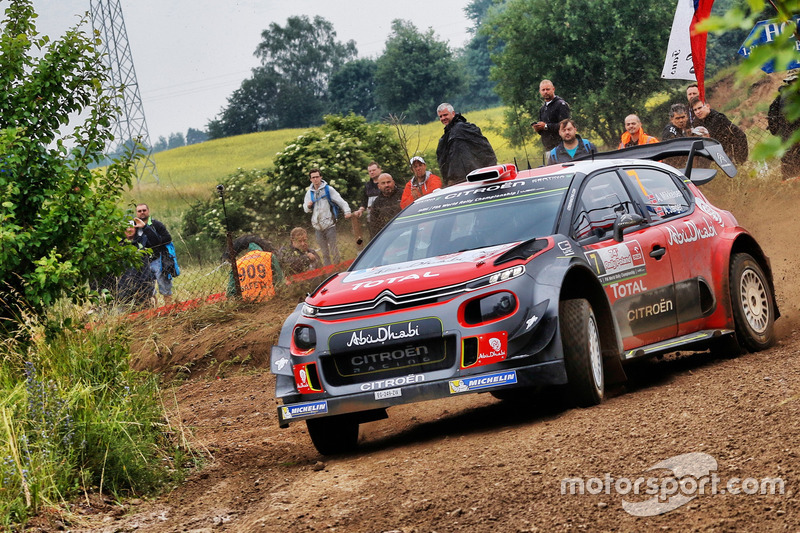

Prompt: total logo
[{"left": 349, "top": 271, "right": 439, "bottom": 291}]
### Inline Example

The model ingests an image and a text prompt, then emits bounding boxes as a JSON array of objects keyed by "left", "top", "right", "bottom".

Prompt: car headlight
[
  {"left": 291, "top": 325, "right": 317, "bottom": 355},
  {"left": 489, "top": 265, "right": 525, "bottom": 285},
  {"left": 301, "top": 304, "right": 318, "bottom": 317},
  {"left": 462, "top": 291, "right": 518, "bottom": 325}
]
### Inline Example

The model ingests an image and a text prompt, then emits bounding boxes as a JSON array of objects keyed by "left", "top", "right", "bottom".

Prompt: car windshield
[{"left": 352, "top": 174, "right": 572, "bottom": 270}]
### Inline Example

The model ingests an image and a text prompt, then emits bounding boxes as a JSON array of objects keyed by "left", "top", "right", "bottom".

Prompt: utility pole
[{"left": 89, "top": 0, "right": 158, "bottom": 183}]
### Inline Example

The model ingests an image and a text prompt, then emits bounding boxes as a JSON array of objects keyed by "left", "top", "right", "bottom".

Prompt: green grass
[{"left": 0, "top": 305, "right": 196, "bottom": 526}]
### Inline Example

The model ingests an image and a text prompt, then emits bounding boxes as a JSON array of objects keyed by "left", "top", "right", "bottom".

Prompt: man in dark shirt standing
[
  {"left": 436, "top": 103, "right": 497, "bottom": 187},
  {"left": 531, "top": 79, "right": 571, "bottom": 152},
  {"left": 135, "top": 203, "right": 174, "bottom": 306},
  {"left": 369, "top": 173, "right": 403, "bottom": 236},
  {"left": 353, "top": 161, "right": 382, "bottom": 238}
]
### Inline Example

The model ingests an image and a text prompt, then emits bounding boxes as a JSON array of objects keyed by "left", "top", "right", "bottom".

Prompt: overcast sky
[{"left": 32, "top": 0, "right": 474, "bottom": 141}]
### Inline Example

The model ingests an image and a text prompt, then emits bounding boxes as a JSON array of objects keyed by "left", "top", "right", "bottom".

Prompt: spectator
[
  {"left": 280, "top": 227, "right": 322, "bottom": 276},
  {"left": 303, "top": 168, "right": 351, "bottom": 265},
  {"left": 369, "top": 173, "right": 403, "bottom": 236},
  {"left": 662, "top": 104, "right": 690, "bottom": 140},
  {"left": 767, "top": 72, "right": 800, "bottom": 180},
  {"left": 532, "top": 79, "right": 571, "bottom": 152},
  {"left": 401, "top": 156, "right": 443, "bottom": 208},
  {"left": 687, "top": 83, "right": 700, "bottom": 125},
  {"left": 353, "top": 161, "right": 382, "bottom": 238},
  {"left": 689, "top": 97, "right": 749, "bottom": 165},
  {"left": 547, "top": 119, "right": 597, "bottom": 164},
  {"left": 134, "top": 203, "right": 175, "bottom": 306},
  {"left": 117, "top": 223, "right": 157, "bottom": 308},
  {"left": 436, "top": 103, "right": 497, "bottom": 187},
  {"left": 618, "top": 114, "right": 659, "bottom": 148},
  {"left": 225, "top": 235, "right": 284, "bottom": 302}
]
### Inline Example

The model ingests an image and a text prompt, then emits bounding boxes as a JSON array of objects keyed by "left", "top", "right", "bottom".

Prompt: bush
[
  {"left": 182, "top": 114, "right": 408, "bottom": 253},
  {"left": 0, "top": 307, "right": 191, "bottom": 526}
]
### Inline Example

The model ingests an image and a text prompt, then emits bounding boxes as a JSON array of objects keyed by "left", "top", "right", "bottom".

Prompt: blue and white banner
[{"left": 738, "top": 16, "right": 800, "bottom": 73}]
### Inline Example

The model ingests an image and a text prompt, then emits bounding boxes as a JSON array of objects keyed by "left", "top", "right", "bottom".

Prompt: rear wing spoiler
[{"left": 571, "top": 138, "right": 737, "bottom": 183}]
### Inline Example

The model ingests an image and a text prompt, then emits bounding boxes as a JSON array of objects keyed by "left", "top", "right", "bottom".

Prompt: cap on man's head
[{"left": 410, "top": 156, "right": 426, "bottom": 165}]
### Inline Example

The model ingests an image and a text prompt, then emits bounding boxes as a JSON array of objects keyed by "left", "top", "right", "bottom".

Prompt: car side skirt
[{"left": 622, "top": 328, "right": 735, "bottom": 360}]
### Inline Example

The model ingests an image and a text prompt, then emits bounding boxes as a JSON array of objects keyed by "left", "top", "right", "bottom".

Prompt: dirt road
[{"left": 65, "top": 180, "right": 799, "bottom": 533}]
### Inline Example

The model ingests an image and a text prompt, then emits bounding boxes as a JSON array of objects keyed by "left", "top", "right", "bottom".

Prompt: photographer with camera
[{"left": 134, "top": 203, "right": 175, "bottom": 306}]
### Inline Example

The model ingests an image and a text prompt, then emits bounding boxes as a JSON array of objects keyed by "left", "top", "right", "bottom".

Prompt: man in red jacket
[{"left": 401, "top": 156, "right": 442, "bottom": 208}]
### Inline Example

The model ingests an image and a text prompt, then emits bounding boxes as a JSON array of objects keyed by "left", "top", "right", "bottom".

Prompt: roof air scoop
[{"left": 466, "top": 164, "right": 518, "bottom": 182}]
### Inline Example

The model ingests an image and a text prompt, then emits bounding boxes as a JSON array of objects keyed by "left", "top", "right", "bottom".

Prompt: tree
[
  {"left": 487, "top": 0, "right": 673, "bottom": 146},
  {"left": 375, "top": 20, "right": 465, "bottom": 124},
  {"left": 186, "top": 127, "right": 208, "bottom": 145},
  {"left": 704, "top": 0, "right": 800, "bottom": 161},
  {"left": 0, "top": 1, "right": 140, "bottom": 325},
  {"left": 329, "top": 59, "right": 383, "bottom": 121},
  {"left": 167, "top": 132, "right": 185, "bottom": 150},
  {"left": 152, "top": 135, "right": 168, "bottom": 152},
  {"left": 254, "top": 15, "right": 357, "bottom": 101},
  {"left": 210, "top": 16, "right": 357, "bottom": 137},
  {"left": 455, "top": 0, "right": 502, "bottom": 111}
]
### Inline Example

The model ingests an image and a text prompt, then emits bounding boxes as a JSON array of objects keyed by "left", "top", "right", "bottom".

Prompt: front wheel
[
  {"left": 306, "top": 415, "right": 359, "bottom": 456},
  {"left": 560, "top": 298, "right": 604, "bottom": 407},
  {"left": 730, "top": 253, "right": 776, "bottom": 352}
]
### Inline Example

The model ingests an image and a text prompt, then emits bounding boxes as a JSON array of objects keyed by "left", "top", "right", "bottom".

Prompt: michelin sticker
[
  {"left": 281, "top": 400, "right": 328, "bottom": 420},
  {"left": 449, "top": 370, "right": 517, "bottom": 394}
]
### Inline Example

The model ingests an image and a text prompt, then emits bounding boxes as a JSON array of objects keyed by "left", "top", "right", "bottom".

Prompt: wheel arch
[
  {"left": 560, "top": 264, "right": 627, "bottom": 385},
  {"left": 729, "top": 233, "right": 780, "bottom": 320}
]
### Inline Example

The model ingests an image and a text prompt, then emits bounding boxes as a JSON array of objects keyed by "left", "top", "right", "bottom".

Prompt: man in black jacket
[
  {"left": 532, "top": 79, "right": 571, "bottom": 152},
  {"left": 767, "top": 73, "right": 800, "bottom": 180},
  {"left": 369, "top": 173, "right": 403, "bottom": 236},
  {"left": 689, "top": 97, "right": 749, "bottom": 165},
  {"left": 135, "top": 203, "right": 174, "bottom": 306},
  {"left": 662, "top": 104, "right": 690, "bottom": 140},
  {"left": 436, "top": 103, "right": 497, "bottom": 187}
]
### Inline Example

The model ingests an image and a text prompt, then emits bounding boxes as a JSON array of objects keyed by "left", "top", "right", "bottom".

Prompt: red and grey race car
[{"left": 270, "top": 138, "right": 779, "bottom": 455}]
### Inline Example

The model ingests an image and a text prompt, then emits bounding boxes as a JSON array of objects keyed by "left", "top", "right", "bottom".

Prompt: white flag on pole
[{"left": 662, "top": 0, "right": 697, "bottom": 80}]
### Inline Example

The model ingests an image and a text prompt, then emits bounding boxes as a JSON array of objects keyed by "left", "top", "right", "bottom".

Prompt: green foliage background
[
  {"left": 0, "top": 1, "right": 141, "bottom": 324},
  {"left": 182, "top": 114, "right": 409, "bottom": 251}
]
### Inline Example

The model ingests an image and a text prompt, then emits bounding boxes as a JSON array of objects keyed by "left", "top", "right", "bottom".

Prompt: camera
[{"left": 216, "top": 184, "right": 224, "bottom": 193}]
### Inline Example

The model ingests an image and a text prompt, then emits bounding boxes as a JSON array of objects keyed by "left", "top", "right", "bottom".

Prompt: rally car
[{"left": 270, "top": 138, "right": 778, "bottom": 455}]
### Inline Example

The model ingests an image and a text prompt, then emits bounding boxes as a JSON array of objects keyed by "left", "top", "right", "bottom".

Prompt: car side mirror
[{"left": 613, "top": 213, "right": 645, "bottom": 242}]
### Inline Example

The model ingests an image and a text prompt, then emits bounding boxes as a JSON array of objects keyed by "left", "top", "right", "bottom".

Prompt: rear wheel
[
  {"left": 560, "top": 299, "right": 604, "bottom": 407},
  {"left": 306, "top": 415, "right": 359, "bottom": 455},
  {"left": 730, "top": 253, "right": 775, "bottom": 352}
]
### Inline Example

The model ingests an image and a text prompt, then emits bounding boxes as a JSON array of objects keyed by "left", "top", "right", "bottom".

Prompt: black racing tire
[
  {"left": 729, "top": 253, "right": 776, "bottom": 352},
  {"left": 560, "top": 298, "right": 604, "bottom": 407},
  {"left": 306, "top": 415, "right": 359, "bottom": 456}
]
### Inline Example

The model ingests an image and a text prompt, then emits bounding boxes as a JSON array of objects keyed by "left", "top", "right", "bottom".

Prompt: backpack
[
  {"left": 163, "top": 242, "right": 180, "bottom": 277},
  {"left": 323, "top": 184, "right": 341, "bottom": 219}
]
